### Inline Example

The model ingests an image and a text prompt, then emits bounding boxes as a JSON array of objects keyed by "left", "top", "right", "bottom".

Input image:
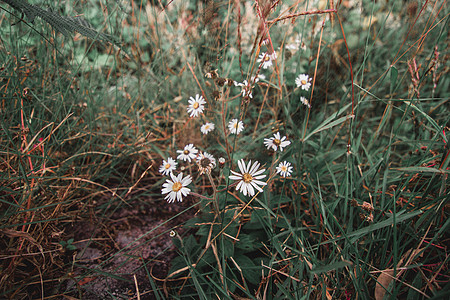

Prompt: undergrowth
[{"left": 0, "top": 0, "right": 448, "bottom": 299}]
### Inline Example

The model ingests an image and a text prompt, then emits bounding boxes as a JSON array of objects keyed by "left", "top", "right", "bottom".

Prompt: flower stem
[{"left": 206, "top": 171, "right": 219, "bottom": 214}]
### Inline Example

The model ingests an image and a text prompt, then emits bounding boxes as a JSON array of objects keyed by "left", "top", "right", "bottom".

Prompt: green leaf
[
  {"left": 321, "top": 210, "right": 423, "bottom": 245},
  {"left": 235, "top": 234, "right": 257, "bottom": 251},
  {"left": 304, "top": 103, "right": 352, "bottom": 141},
  {"left": 167, "top": 256, "right": 187, "bottom": 278},
  {"left": 183, "top": 235, "right": 199, "bottom": 258},
  {"left": 311, "top": 260, "right": 352, "bottom": 274},
  {"left": 393, "top": 167, "right": 448, "bottom": 174},
  {"left": 223, "top": 239, "right": 234, "bottom": 257},
  {"left": 233, "top": 255, "right": 261, "bottom": 285},
  {"left": 390, "top": 66, "right": 398, "bottom": 95}
]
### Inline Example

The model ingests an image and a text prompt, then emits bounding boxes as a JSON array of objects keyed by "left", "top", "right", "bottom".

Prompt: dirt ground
[{"left": 64, "top": 197, "right": 196, "bottom": 299}]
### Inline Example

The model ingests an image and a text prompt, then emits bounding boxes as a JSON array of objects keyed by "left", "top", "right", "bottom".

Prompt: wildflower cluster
[
  {"left": 159, "top": 143, "right": 217, "bottom": 202},
  {"left": 159, "top": 130, "right": 294, "bottom": 200},
  {"left": 157, "top": 45, "right": 310, "bottom": 203}
]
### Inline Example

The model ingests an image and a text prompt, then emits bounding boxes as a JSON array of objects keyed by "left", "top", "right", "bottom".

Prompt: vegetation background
[{"left": 0, "top": 0, "right": 448, "bottom": 299}]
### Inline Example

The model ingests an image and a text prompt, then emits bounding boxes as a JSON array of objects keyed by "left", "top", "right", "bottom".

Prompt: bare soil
[{"left": 63, "top": 198, "right": 196, "bottom": 299}]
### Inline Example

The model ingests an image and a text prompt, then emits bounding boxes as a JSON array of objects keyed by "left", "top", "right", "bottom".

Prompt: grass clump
[{"left": 0, "top": 0, "right": 448, "bottom": 299}]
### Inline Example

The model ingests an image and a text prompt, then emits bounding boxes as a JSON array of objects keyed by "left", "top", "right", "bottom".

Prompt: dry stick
[
  {"left": 261, "top": 263, "right": 301, "bottom": 282},
  {"left": 175, "top": 215, "right": 217, "bottom": 293},
  {"left": 211, "top": 241, "right": 226, "bottom": 288},
  {"left": 125, "top": 164, "right": 153, "bottom": 197},
  {"left": 206, "top": 171, "right": 220, "bottom": 214},
  {"left": 60, "top": 177, "right": 129, "bottom": 205},
  {"left": 8, "top": 98, "right": 37, "bottom": 274},
  {"left": 133, "top": 274, "right": 141, "bottom": 300}
]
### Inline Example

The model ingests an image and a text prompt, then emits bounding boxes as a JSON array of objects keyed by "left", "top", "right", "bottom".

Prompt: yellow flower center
[
  {"left": 183, "top": 150, "right": 190, "bottom": 155},
  {"left": 243, "top": 173, "right": 253, "bottom": 183},
  {"left": 172, "top": 182, "right": 182, "bottom": 192},
  {"left": 193, "top": 102, "right": 199, "bottom": 109},
  {"left": 233, "top": 123, "right": 238, "bottom": 129},
  {"left": 273, "top": 138, "right": 281, "bottom": 146},
  {"left": 165, "top": 163, "right": 171, "bottom": 169},
  {"left": 301, "top": 80, "right": 307, "bottom": 85},
  {"left": 264, "top": 55, "right": 270, "bottom": 61},
  {"left": 281, "top": 166, "right": 287, "bottom": 172}
]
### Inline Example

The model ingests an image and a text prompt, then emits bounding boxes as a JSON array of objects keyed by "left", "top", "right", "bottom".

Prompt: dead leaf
[
  {"left": 374, "top": 248, "right": 424, "bottom": 300},
  {"left": 375, "top": 268, "right": 395, "bottom": 300}
]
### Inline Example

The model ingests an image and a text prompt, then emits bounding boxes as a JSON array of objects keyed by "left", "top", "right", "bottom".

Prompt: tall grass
[{"left": 0, "top": 0, "right": 448, "bottom": 299}]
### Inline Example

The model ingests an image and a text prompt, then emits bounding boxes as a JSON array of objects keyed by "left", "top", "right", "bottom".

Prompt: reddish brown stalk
[
  {"left": 267, "top": 9, "right": 337, "bottom": 24},
  {"left": 221, "top": 90, "right": 232, "bottom": 164},
  {"left": 252, "top": 72, "right": 272, "bottom": 138},
  {"left": 303, "top": 18, "right": 325, "bottom": 139},
  {"left": 7, "top": 98, "right": 37, "bottom": 273},
  {"left": 162, "top": 0, "right": 175, "bottom": 12},
  {"left": 363, "top": 10, "right": 448, "bottom": 99},
  {"left": 253, "top": 0, "right": 282, "bottom": 106},
  {"left": 391, "top": 0, "right": 429, "bottom": 64},
  {"left": 335, "top": 12, "right": 355, "bottom": 153},
  {"left": 184, "top": 59, "right": 208, "bottom": 105},
  {"left": 438, "top": 130, "right": 449, "bottom": 171},
  {"left": 236, "top": 0, "right": 244, "bottom": 77},
  {"left": 335, "top": 12, "right": 355, "bottom": 115}
]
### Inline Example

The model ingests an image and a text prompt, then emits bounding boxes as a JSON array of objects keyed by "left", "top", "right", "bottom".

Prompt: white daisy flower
[
  {"left": 257, "top": 52, "right": 273, "bottom": 69},
  {"left": 249, "top": 74, "right": 266, "bottom": 85},
  {"left": 187, "top": 94, "right": 206, "bottom": 118},
  {"left": 229, "top": 160, "right": 267, "bottom": 197},
  {"left": 200, "top": 122, "right": 215, "bottom": 135},
  {"left": 300, "top": 96, "right": 311, "bottom": 108},
  {"left": 295, "top": 74, "right": 312, "bottom": 91},
  {"left": 270, "top": 52, "right": 277, "bottom": 61},
  {"left": 250, "top": 75, "right": 260, "bottom": 84},
  {"left": 196, "top": 151, "right": 216, "bottom": 175},
  {"left": 235, "top": 80, "right": 253, "bottom": 98},
  {"left": 276, "top": 161, "right": 293, "bottom": 177},
  {"left": 161, "top": 172, "right": 192, "bottom": 203},
  {"left": 228, "top": 119, "right": 244, "bottom": 135},
  {"left": 159, "top": 157, "right": 177, "bottom": 176},
  {"left": 263, "top": 132, "right": 291, "bottom": 152},
  {"left": 177, "top": 144, "right": 198, "bottom": 162}
]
